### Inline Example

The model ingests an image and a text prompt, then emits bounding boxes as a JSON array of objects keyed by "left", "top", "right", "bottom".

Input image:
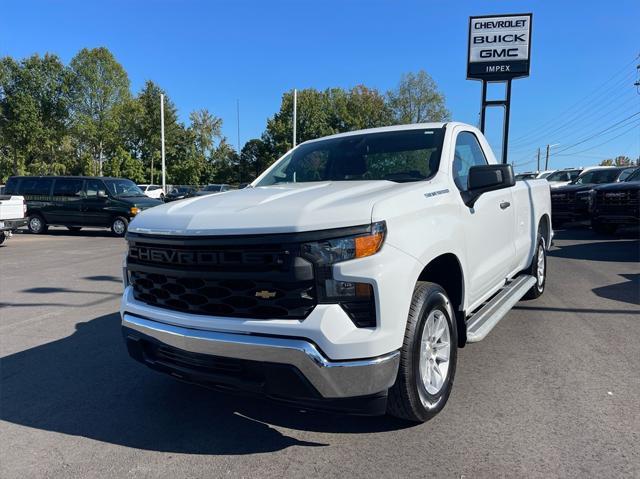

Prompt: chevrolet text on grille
[{"left": 129, "top": 246, "right": 287, "bottom": 266}]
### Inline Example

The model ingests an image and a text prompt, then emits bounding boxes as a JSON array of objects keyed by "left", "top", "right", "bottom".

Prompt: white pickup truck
[
  {"left": 0, "top": 195, "right": 27, "bottom": 246},
  {"left": 121, "top": 122, "right": 552, "bottom": 422}
]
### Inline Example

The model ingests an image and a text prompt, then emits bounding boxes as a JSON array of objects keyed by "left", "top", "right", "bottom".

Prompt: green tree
[
  {"left": 0, "top": 54, "right": 70, "bottom": 179},
  {"left": 387, "top": 70, "right": 450, "bottom": 124},
  {"left": 103, "top": 146, "right": 145, "bottom": 182},
  {"left": 134, "top": 81, "right": 183, "bottom": 184},
  {"left": 68, "top": 47, "right": 130, "bottom": 175},
  {"left": 600, "top": 156, "right": 632, "bottom": 166},
  {"left": 240, "top": 138, "right": 269, "bottom": 180}
]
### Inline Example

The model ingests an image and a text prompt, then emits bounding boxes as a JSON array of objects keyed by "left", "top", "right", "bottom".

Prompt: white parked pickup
[
  {"left": 121, "top": 122, "right": 552, "bottom": 422},
  {"left": 0, "top": 195, "right": 27, "bottom": 245}
]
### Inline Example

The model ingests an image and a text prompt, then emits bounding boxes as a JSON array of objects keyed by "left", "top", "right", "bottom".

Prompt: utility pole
[
  {"left": 537, "top": 147, "right": 541, "bottom": 171},
  {"left": 545, "top": 144, "right": 550, "bottom": 170},
  {"left": 160, "top": 94, "right": 166, "bottom": 193},
  {"left": 292, "top": 89, "right": 297, "bottom": 147}
]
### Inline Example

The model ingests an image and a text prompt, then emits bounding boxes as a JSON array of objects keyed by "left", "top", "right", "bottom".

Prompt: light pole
[
  {"left": 292, "top": 89, "right": 297, "bottom": 148},
  {"left": 160, "top": 94, "right": 166, "bottom": 193}
]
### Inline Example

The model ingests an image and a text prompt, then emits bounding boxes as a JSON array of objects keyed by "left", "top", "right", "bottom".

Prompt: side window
[
  {"left": 5, "top": 177, "right": 20, "bottom": 195},
  {"left": 85, "top": 179, "right": 107, "bottom": 197},
  {"left": 53, "top": 179, "right": 84, "bottom": 198},
  {"left": 452, "top": 132, "right": 488, "bottom": 191}
]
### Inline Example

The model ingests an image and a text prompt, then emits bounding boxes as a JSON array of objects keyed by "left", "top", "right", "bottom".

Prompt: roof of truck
[{"left": 300, "top": 122, "right": 451, "bottom": 145}]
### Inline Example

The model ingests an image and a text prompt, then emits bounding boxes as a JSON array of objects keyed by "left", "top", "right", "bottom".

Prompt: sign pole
[{"left": 468, "top": 13, "right": 532, "bottom": 165}]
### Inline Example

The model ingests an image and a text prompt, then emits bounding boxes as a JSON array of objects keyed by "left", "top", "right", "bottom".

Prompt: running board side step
[{"left": 466, "top": 275, "right": 536, "bottom": 343}]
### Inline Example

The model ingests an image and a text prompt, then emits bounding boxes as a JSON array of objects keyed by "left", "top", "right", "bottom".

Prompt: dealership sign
[{"left": 467, "top": 13, "right": 532, "bottom": 80}]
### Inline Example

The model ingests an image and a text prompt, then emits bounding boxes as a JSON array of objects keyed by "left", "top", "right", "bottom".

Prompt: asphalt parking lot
[{"left": 1, "top": 226, "right": 639, "bottom": 478}]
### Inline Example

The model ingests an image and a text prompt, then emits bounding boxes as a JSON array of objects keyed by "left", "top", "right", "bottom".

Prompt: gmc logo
[{"left": 129, "top": 246, "right": 286, "bottom": 266}]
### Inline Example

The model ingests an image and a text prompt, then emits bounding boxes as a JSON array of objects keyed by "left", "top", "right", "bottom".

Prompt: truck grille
[
  {"left": 127, "top": 234, "right": 317, "bottom": 319},
  {"left": 597, "top": 190, "right": 640, "bottom": 212},
  {"left": 550, "top": 191, "right": 576, "bottom": 212}
]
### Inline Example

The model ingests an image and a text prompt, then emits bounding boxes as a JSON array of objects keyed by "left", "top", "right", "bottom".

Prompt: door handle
[{"left": 500, "top": 201, "right": 511, "bottom": 210}]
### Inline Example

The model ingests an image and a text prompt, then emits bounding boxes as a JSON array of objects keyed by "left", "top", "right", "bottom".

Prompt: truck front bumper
[{"left": 122, "top": 314, "right": 400, "bottom": 413}]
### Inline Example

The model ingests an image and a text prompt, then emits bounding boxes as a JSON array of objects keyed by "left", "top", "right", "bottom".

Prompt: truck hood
[
  {"left": 593, "top": 181, "right": 640, "bottom": 192},
  {"left": 129, "top": 181, "right": 399, "bottom": 235}
]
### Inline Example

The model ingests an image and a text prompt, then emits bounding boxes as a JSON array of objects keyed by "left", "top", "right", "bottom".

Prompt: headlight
[
  {"left": 301, "top": 221, "right": 386, "bottom": 265},
  {"left": 130, "top": 207, "right": 140, "bottom": 216}
]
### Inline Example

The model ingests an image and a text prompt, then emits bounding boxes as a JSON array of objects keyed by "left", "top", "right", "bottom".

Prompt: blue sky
[{"left": 2, "top": 0, "right": 639, "bottom": 171}]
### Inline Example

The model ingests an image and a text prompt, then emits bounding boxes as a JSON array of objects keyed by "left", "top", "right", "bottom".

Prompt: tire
[
  {"left": 111, "top": 216, "right": 128, "bottom": 237},
  {"left": 66, "top": 226, "right": 82, "bottom": 232},
  {"left": 591, "top": 220, "right": 616, "bottom": 235},
  {"left": 522, "top": 233, "right": 547, "bottom": 300},
  {"left": 0, "top": 233, "right": 5, "bottom": 245},
  {"left": 28, "top": 215, "right": 48, "bottom": 234},
  {"left": 387, "top": 282, "right": 458, "bottom": 423}
]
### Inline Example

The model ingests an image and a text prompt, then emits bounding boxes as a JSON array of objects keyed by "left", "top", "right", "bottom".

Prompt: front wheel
[
  {"left": 387, "top": 282, "right": 457, "bottom": 423},
  {"left": 111, "top": 216, "right": 128, "bottom": 237}
]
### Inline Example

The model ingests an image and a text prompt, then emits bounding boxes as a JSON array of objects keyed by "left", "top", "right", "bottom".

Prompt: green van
[{"left": 4, "top": 176, "right": 163, "bottom": 236}]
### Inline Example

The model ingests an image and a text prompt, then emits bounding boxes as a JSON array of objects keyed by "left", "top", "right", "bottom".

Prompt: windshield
[
  {"left": 104, "top": 179, "right": 145, "bottom": 197},
  {"left": 624, "top": 168, "right": 640, "bottom": 182},
  {"left": 255, "top": 128, "right": 446, "bottom": 186},
  {"left": 618, "top": 168, "right": 636, "bottom": 182},
  {"left": 538, "top": 171, "right": 554, "bottom": 179},
  {"left": 572, "top": 169, "right": 622, "bottom": 185}
]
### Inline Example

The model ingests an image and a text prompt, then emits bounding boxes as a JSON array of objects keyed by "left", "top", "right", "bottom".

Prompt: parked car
[
  {"left": 4, "top": 176, "right": 163, "bottom": 236},
  {"left": 550, "top": 167, "right": 633, "bottom": 226},
  {"left": 536, "top": 170, "right": 556, "bottom": 179},
  {"left": 0, "top": 194, "right": 27, "bottom": 245},
  {"left": 164, "top": 185, "right": 198, "bottom": 202},
  {"left": 545, "top": 168, "right": 583, "bottom": 188},
  {"left": 590, "top": 167, "right": 640, "bottom": 234},
  {"left": 138, "top": 184, "right": 166, "bottom": 200},
  {"left": 121, "top": 122, "right": 551, "bottom": 422},
  {"left": 193, "top": 184, "right": 233, "bottom": 196}
]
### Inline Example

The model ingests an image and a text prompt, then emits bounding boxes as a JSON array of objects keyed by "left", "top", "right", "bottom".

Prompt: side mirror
[
  {"left": 461, "top": 164, "right": 515, "bottom": 208},
  {"left": 97, "top": 190, "right": 107, "bottom": 199}
]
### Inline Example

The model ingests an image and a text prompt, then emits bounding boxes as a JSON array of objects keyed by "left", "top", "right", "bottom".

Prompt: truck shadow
[
  {"left": 549, "top": 239, "right": 640, "bottom": 263},
  {"left": 0, "top": 313, "right": 411, "bottom": 455},
  {"left": 592, "top": 273, "right": 640, "bottom": 306}
]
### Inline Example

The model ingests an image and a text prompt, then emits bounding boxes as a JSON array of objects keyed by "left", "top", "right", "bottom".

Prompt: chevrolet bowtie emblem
[{"left": 255, "top": 290, "right": 277, "bottom": 299}]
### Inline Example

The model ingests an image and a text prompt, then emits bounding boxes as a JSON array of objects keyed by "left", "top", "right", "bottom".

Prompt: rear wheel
[
  {"left": 387, "top": 282, "right": 457, "bottom": 422},
  {"left": 28, "top": 215, "right": 48, "bottom": 234},
  {"left": 523, "top": 233, "right": 546, "bottom": 300},
  {"left": 111, "top": 216, "right": 128, "bottom": 237}
]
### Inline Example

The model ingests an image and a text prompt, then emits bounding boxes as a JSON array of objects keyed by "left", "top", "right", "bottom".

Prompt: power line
[
  {"left": 509, "top": 70, "right": 638, "bottom": 150},
  {"left": 509, "top": 54, "right": 639, "bottom": 145},
  {"left": 552, "top": 111, "right": 640, "bottom": 155},
  {"left": 555, "top": 119, "right": 640, "bottom": 157}
]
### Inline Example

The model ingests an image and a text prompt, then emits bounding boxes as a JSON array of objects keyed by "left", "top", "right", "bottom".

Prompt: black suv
[
  {"left": 590, "top": 167, "right": 640, "bottom": 234},
  {"left": 550, "top": 167, "right": 634, "bottom": 227},
  {"left": 4, "top": 176, "right": 163, "bottom": 236}
]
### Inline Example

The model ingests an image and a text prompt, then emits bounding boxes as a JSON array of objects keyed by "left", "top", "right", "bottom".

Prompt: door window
[
  {"left": 85, "top": 179, "right": 108, "bottom": 197},
  {"left": 53, "top": 179, "right": 84, "bottom": 198},
  {"left": 452, "top": 132, "right": 487, "bottom": 191}
]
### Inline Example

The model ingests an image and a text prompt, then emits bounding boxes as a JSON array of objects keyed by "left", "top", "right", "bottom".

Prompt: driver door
[
  {"left": 453, "top": 131, "right": 516, "bottom": 306},
  {"left": 82, "top": 179, "right": 111, "bottom": 226}
]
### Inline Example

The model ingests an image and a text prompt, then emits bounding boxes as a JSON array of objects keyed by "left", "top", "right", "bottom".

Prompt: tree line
[{"left": 0, "top": 47, "right": 449, "bottom": 185}]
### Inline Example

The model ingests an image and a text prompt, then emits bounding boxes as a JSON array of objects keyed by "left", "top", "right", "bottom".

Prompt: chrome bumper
[{"left": 122, "top": 314, "right": 400, "bottom": 398}]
